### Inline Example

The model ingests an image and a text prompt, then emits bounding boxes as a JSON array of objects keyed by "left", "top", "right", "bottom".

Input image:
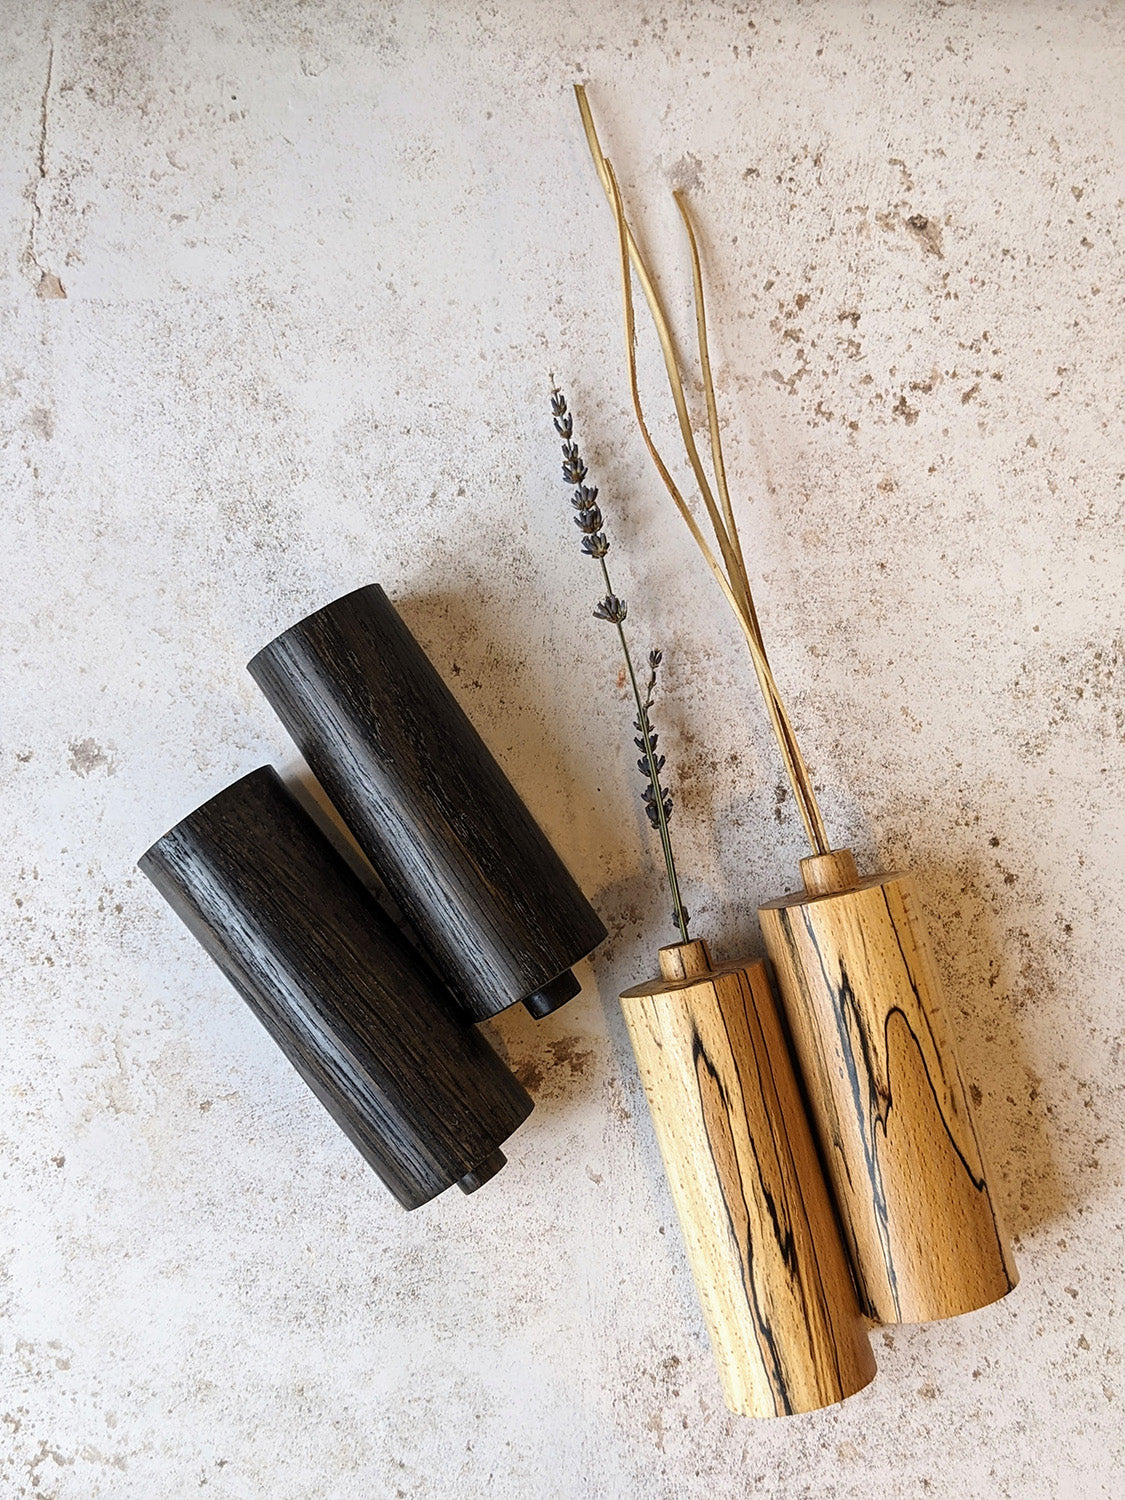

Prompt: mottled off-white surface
[{"left": 3, "top": 2, "right": 1123, "bottom": 1496}]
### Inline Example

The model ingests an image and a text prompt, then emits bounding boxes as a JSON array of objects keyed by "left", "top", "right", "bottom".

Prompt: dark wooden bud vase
[
  {"left": 248, "top": 585, "right": 607, "bottom": 1023},
  {"left": 619, "top": 939, "right": 875, "bottom": 1417},
  {"left": 759, "top": 850, "right": 1018, "bottom": 1323},
  {"left": 138, "top": 766, "right": 533, "bottom": 1209}
]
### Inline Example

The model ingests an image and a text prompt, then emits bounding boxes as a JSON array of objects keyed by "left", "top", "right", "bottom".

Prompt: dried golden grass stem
[
  {"left": 674, "top": 191, "right": 827, "bottom": 848},
  {"left": 673, "top": 191, "right": 754, "bottom": 639},
  {"left": 574, "top": 93, "right": 745, "bottom": 603},
  {"left": 575, "top": 84, "right": 829, "bottom": 856}
]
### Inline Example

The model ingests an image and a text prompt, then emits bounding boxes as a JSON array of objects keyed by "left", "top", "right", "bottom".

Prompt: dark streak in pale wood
[
  {"left": 248, "top": 585, "right": 607, "bottom": 1023},
  {"left": 138, "top": 767, "right": 533, "bottom": 1209}
]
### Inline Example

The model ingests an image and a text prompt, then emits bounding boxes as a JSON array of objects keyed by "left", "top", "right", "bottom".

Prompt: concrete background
[{"left": 3, "top": 1, "right": 1123, "bottom": 1495}]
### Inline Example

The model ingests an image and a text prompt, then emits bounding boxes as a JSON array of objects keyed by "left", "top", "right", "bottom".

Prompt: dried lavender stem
[
  {"left": 552, "top": 385, "right": 690, "bottom": 942},
  {"left": 598, "top": 555, "right": 690, "bottom": 942}
]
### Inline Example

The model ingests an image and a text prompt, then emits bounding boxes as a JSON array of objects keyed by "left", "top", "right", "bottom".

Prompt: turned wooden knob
[
  {"left": 759, "top": 853, "right": 1017, "bottom": 1323},
  {"left": 799, "top": 848, "right": 859, "bottom": 896},
  {"left": 657, "top": 938, "right": 714, "bottom": 981},
  {"left": 620, "top": 943, "right": 874, "bottom": 1417}
]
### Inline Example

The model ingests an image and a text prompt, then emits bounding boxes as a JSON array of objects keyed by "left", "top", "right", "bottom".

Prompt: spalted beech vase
[
  {"left": 138, "top": 767, "right": 532, "bottom": 1210},
  {"left": 759, "top": 849, "right": 1018, "bottom": 1324},
  {"left": 619, "top": 939, "right": 875, "bottom": 1417},
  {"left": 249, "top": 585, "right": 607, "bottom": 1023}
]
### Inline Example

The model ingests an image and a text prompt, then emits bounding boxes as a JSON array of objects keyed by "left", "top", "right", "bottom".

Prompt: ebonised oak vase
[
  {"left": 248, "top": 585, "right": 607, "bottom": 1022},
  {"left": 138, "top": 766, "right": 533, "bottom": 1209}
]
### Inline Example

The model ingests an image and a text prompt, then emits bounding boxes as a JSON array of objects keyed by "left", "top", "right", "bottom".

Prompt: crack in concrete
[{"left": 28, "top": 43, "right": 66, "bottom": 299}]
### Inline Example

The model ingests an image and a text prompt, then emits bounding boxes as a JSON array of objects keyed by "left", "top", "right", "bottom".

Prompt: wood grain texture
[
  {"left": 138, "top": 766, "right": 533, "bottom": 1210},
  {"left": 619, "top": 940, "right": 875, "bottom": 1417},
  {"left": 248, "top": 584, "right": 607, "bottom": 1023},
  {"left": 759, "top": 861, "right": 1017, "bottom": 1323}
]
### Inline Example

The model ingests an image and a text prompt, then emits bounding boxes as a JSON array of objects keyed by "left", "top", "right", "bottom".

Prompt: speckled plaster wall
[{"left": 3, "top": 1, "right": 1123, "bottom": 1495}]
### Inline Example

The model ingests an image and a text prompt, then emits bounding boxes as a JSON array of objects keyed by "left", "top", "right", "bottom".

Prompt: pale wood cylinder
[
  {"left": 619, "top": 940, "right": 875, "bottom": 1417},
  {"left": 758, "top": 853, "right": 1018, "bottom": 1325}
]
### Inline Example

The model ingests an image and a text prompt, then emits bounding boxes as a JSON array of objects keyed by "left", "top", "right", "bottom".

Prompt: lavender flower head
[{"left": 551, "top": 384, "right": 689, "bottom": 941}]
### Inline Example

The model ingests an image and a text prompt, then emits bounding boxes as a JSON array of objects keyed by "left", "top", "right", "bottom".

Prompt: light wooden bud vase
[
  {"left": 574, "top": 86, "right": 1017, "bottom": 1334},
  {"left": 758, "top": 850, "right": 1018, "bottom": 1324},
  {"left": 619, "top": 939, "right": 875, "bottom": 1417}
]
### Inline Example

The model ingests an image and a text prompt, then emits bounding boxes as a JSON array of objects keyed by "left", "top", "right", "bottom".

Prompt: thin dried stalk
[
  {"left": 676, "top": 183, "right": 830, "bottom": 854},
  {"left": 574, "top": 89, "right": 750, "bottom": 626},
  {"left": 577, "top": 84, "right": 830, "bottom": 856},
  {"left": 673, "top": 191, "right": 754, "bottom": 638}
]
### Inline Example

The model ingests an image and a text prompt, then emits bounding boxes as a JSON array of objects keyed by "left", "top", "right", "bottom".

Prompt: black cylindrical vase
[
  {"left": 138, "top": 766, "right": 533, "bottom": 1209},
  {"left": 248, "top": 585, "right": 607, "bottom": 1023}
]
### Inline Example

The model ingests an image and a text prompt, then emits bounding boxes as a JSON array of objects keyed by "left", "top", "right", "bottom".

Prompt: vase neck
[{"left": 658, "top": 939, "right": 713, "bottom": 981}]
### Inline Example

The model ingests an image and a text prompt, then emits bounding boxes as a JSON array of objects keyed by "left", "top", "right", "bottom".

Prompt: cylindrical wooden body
[
  {"left": 138, "top": 766, "right": 533, "bottom": 1210},
  {"left": 619, "top": 940, "right": 875, "bottom": 1417},
  {"left": 248, "top": 585, "right": 607, "bottom": 1023},
  {"left": 759, "top": 855, "right": 1017, "bottom": 1323}
]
